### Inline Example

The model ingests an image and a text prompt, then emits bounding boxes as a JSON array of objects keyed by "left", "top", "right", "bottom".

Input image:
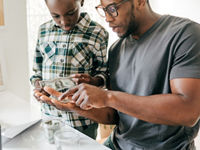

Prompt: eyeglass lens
[{"left": 97, "top": 4, "right": 117, "bottom": 17}]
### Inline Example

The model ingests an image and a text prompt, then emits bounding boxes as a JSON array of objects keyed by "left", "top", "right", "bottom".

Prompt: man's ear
[{"left": 137, "top": 0, "right": 145, "bottom": 6}]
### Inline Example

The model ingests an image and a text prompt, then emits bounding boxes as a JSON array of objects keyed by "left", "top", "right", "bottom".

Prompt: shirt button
[
  {"left": 59, "top": 73, "right": 63, "bottom": 77},
  {"left": 60, "top": 59, "right": 64, "bottom": 63}
]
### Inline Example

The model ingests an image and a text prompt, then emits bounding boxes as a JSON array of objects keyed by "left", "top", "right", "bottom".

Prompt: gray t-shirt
[{"left": 108, "top": 15, "right": 200, "bottom": 150}]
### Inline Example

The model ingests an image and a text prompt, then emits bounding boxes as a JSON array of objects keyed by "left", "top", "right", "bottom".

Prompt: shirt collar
[
  {"left": 75, "top": 12, "right": 91, "bottom": 33},
  {"left": 49, "top": 12, "right": 91, "bottom": 33}
]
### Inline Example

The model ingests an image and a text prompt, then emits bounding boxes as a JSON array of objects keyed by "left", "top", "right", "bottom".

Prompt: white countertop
[
  {"left": 0, "top": 91, "right": 40, "bottom": 128},
  {"left": 0, "top": 90, "right": 110, "bottom": 150},
  {"left": 3, "top": 121, "right": 110, "bottom": 150}
]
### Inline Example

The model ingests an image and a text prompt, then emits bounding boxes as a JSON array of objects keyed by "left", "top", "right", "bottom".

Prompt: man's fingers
[
  {"left": 43, "top": 86, "right": 62, "bottom": 98},
  {"left": 59, "top": 86, "right": 78, "bottom": 100},
  {"left": 75, "top": 93, "right": 84, "bottom": 106},
  {"left": 51, "top": 99, "right": 75, "bottom": 111},
  {"left": 79, "top": 100, "right": 93, "bottom": 110}
]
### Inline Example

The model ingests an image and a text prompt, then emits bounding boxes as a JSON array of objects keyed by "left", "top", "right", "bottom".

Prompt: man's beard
[{"left": 120, "top": 14, "right": 138, "bottom": 38}]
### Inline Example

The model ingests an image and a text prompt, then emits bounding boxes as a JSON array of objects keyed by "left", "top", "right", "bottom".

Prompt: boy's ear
[{"left": 81, "top": 0, "right": 84, "bottom": 6}]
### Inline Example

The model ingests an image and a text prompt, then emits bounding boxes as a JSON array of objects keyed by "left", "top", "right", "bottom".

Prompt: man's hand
[
  {"left": 59, "top": 83, "right": 109, "bottom": 110},
  {"left": 34, "top": 87, "right": 80, "bottom": 111},
  {"left": 34, "top": 86, "right": 118, "bottom": 125},
  {"left": 70, "top": 74, "right": 103, "bottom": 86}
]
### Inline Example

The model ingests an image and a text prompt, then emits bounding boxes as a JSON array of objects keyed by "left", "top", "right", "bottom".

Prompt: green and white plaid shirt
[{"left": 30, "top": 13, "right": 108, "bottom": 127}]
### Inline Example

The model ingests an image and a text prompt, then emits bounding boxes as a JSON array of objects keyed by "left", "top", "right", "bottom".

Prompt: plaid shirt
[{"left": 30, "top": 13, "right": 108, "bottom": 127}]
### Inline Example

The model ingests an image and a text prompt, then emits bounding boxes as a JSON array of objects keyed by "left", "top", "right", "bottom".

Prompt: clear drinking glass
[
  {"left": 54, "top": 127, "right": 80, "bottom": 150},
  {"left": 42, "top": 119, "right": 63, "bottom": 144}
]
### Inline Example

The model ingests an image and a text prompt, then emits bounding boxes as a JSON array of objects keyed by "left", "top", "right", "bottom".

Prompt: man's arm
[
  {"left": 54, "top": 102, "right": 118, "bottom": 125},
  {"left": 34, "top": 87, "right": 119, "bottom": 125},
  {"left": 106, "top": 78, "right": 200, "bottom": 127},
  {"left": 61, "top": 78, "right": 200, "bottom": 127},
  {"left": 67, "top": 106, "right": 118, "bottom": 125}
]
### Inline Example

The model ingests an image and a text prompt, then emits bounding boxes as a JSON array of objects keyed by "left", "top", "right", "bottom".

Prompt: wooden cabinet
[{"left": 0, "top": 0, "right": 4, "bottom": 26}]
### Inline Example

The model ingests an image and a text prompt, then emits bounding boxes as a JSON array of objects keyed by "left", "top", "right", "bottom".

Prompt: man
[
  {"left": 35, "top": 0, "right": 200, "bottom": 149},
  {"left": 30, "top": 0, "right": 108, "bottom": 139}
]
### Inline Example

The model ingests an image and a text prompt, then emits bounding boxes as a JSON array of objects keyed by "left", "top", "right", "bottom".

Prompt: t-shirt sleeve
[{"left": 170, "top": 22, "right": 200, "bottom": 80}]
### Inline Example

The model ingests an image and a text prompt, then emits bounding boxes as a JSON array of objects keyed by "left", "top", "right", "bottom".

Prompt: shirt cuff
[
  {"left": 30, "top": 77, "right": 42, "bottom": 87},
  {"left": 94, "top": 74, "right": 107, "bottom": 89}
]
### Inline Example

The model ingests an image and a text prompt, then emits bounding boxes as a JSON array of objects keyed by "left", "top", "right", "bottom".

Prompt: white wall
[
  {"left": 0, "top": 0, "right": 30, "bottom": 101},
  {"left": 0, "top": 0, "right": 200, "bottom": 102},
  {"left": 150, "top": 0, "right": 200, "bottom": 23}
]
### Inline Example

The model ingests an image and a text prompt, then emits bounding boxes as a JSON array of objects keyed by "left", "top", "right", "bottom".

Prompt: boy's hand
[
  {"left": 34, "top": 87, "right": 78, "bottom": 111},
  {"left": 33, "top": 80, "right": 50, "bottom": 102},
  {"left": 70, "top": 74, "right": 103, "bottom": 86},
  {"left": 34, "top": 79, "right": 42, "bottom": 91}
]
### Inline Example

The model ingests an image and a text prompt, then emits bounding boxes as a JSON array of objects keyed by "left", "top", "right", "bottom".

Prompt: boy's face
[{"left": 46, "top": 0, "right": 82, "bottom": 31}]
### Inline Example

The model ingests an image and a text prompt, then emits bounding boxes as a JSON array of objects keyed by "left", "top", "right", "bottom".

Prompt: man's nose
[{"left": 105, "top": 12, "right": 114, "bottom": 23}]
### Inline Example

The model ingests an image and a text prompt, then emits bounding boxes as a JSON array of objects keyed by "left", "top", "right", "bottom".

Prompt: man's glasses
[{"left": 95, "top": 0, "right": 129, "bottom": 18}]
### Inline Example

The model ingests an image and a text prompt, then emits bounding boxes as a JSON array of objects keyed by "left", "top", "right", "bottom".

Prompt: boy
[{"left": 30, "top": 0, "right": 108, "bottom": 139}]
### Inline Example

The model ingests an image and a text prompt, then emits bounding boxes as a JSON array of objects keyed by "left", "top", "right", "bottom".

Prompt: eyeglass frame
[{"left": 95, "top": 0, "right": 129, "bottom": 18}]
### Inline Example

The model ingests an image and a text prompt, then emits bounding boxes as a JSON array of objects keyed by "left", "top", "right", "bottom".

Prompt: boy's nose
[
  {"left": 60, "top": 17, "right": 69, "bottom": 26},
  {"left": 60, "top": 19, "right": 67, "bottom": 26}
]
